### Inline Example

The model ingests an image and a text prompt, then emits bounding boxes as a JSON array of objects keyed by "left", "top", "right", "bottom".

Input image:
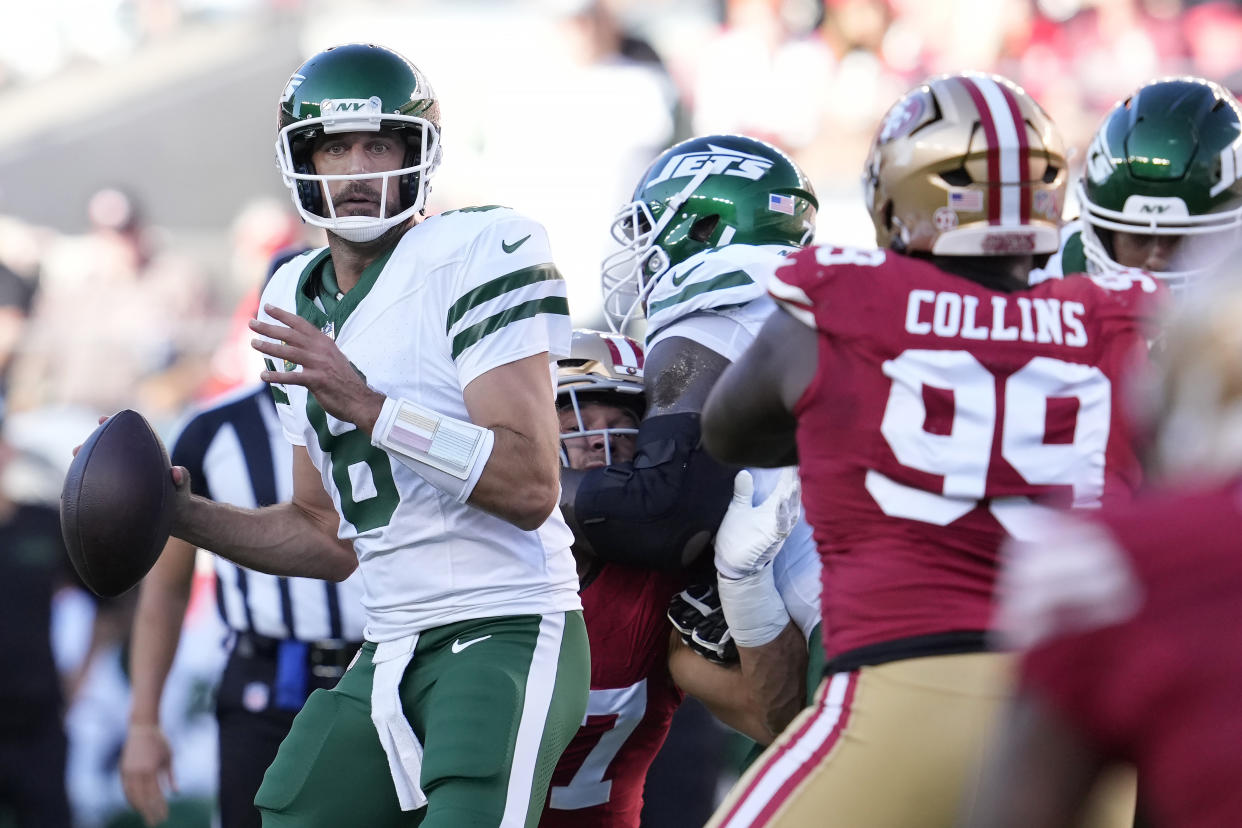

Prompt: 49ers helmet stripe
[
  {"left": 603, "top": 334, "right": 644, "bottom": 370},
  {"left": 956, "top": 75, "right": 1029, "bottom": 227},
  {"left": 999, "top": 81, "right": 1034, "bottom": 224}
]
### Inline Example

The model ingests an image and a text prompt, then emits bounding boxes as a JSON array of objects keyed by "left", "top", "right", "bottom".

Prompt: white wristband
[
  {"left": 716, "top": 564, "right": 791, "bottom": 648},
  {"left": 371, "top": 397, "right": 494, "bottom": 504}
]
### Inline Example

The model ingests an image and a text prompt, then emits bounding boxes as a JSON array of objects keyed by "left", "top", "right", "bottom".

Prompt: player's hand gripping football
[
  {"left": 249, "top": 305, "right": 385, "bottom": 433},
  {"left": 714, "top": 468, "right": 802, "bottom": 581}
]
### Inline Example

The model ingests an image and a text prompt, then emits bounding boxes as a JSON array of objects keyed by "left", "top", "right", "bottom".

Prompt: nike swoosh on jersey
[
  {"left": 451, "top": 634, "right": 493, "bottom": 654},
  {"left": 501, "top": 235, "right": 531, "bottom": 254},
  {"left": 670, "top": 261, "right": 704, "bottom": 287}
]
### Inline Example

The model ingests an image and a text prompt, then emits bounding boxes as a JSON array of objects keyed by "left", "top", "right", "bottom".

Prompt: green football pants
[{"left": 254, "top": 611, "right": 589, "bottom": 828}]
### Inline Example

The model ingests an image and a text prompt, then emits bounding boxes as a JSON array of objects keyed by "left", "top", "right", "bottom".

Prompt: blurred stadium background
[{"left": 0, "top": 0, "right": 1238, "bottom": 825}]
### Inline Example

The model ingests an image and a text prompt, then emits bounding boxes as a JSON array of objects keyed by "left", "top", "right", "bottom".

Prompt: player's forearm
[
  {"left": 737, "top": 623, "right": 809, "bottom": 737},
  {"left": 174, "top": 496, "right": 356, "bottom": 581},
  {"left": 667, "top": 632, "right": 774, "bottom": 745},
  {"left": 468, "top": 425, "right": 560, "bottom": 530},
  {"left": 127, "top": 540, "right": 195, "bottom": 726}
]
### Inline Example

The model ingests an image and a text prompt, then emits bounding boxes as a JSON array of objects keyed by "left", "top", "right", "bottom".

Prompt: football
[{"left": 60, "top": 410, "right": 176, "bottom": 597}]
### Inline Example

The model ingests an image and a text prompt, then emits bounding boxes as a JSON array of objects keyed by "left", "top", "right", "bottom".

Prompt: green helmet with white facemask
[
  {"left": 275, "top": 43, "right": 442, "bottom": 244},
  {"left": 1079, "top": 77, "right": 1242, "bottom": 287},
  {"left": 601, "top": 134, "right": 817, "bottom": 331}
]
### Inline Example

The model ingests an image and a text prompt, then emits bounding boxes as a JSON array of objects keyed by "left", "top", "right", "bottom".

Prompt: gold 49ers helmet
[
  {"left": 864, "top": 72, "right": 1067, "bottom": 256},
  {"left": 556, "top": 329, "right": 645, "bottom": 467}
]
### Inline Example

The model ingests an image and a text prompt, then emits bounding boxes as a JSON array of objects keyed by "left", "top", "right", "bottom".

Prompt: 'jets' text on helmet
[
  {"left": 1079, "top": 77, "right": 1242, "bottom": 287},
  {"left": 275, "top": 43, "right": 442, "bottom": 243},
  {"left": 556, "top": 330, "right": 645, "bottom": 467},
  {"left": 601, "top": 134, "right": 817, "bottom": 332},
  {"left": 864, "top": 72, "right": 1067, "bottom": 257}
]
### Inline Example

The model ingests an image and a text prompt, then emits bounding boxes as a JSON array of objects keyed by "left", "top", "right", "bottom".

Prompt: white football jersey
[
  {"left": 260, "top": 207, "right": 581, "bottom": 641},
  {"left": 644, "top": 243, "right": 798, "bottom": 352},
  {"left": 644, "top": 242, "right": 822, "bottom": 640}
]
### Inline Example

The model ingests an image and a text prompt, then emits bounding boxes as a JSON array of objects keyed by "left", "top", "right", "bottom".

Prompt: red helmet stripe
[
  {"left": 956, "top": 76, "right": 1001, "bottom": 224},
  {"left": 603, "top": 334, "right": 644, "bottom": 370},
  {"left": 996, "top": 80, "right": 1032, "bottom": 223},
  {"left": 957, "top": 76, "right": 1027, "bottom": 227}
]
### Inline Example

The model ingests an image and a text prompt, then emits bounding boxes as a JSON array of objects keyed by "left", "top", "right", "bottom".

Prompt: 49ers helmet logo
[{"left": 878, "top": 90, "right": 930, "bottom": 145}]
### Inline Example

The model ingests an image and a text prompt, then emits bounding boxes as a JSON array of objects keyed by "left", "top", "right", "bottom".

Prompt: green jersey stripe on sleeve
[
  {"left": 445, "top": 264, "right": 563, "bottom": 334},
  {"left": 262, "top": 359, "right": 291, "bottom": 405},
  {"left": 647, "top": 269, "right": 754, "bottom": 316},
  {"left": 451, "top": 296, "right": 570, "bottom": 360}
]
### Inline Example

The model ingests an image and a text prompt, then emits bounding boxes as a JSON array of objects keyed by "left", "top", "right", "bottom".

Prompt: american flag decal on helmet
[{"left": 955, "top": 75, "right": 1031, "bottom": 228}]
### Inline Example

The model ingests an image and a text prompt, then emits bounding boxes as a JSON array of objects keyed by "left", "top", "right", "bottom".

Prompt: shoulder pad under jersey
[{"left": 645, "top": 244, "right": 797, "bottom": 339}]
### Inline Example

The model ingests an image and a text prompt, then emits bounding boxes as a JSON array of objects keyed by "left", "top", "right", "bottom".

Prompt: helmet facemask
[
  {"left": 1079, "top": 178, "right": 1242, "bottom": 290},
  {"left": 556, "top": 387, "right": 642, "bottom": 467},
  {"left": 601, "top": 165, "right": 717, "bottom": 333},
  {"left": 556, "top": 330, "right": 646, "bottom": 468},
  {"left": 276, "top": 98, "right": 441, "bottom": 244}
]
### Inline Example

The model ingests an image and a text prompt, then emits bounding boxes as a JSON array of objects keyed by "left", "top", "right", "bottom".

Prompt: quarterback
[
  {"left": 701, "top": 72, "right": 1158, "bottom": 827},
  {"left": 167, "top": 44, "right": 588, "bottom": 828}
]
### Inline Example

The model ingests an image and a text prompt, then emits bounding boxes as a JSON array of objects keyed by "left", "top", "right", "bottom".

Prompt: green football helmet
[
  {"left": 275, "top": 43, "right": 441, "bottom": 243},
  {"left": 1079, "top": 77, "right": 1242, "bottom": 287},
  {"left": 601, "top": 134, "right": 817, "bottom": 331}
]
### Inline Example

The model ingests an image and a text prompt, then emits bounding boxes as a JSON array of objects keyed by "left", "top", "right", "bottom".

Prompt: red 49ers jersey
[
  {"left": 1013, "top": 484, "right": 1242, "bottom": 828},
  {"left": 541, "top": 563, "right": 686, "bottom": 828},
  {"left": 768, "top": 245, "right": 1161, "bottom": 664}
]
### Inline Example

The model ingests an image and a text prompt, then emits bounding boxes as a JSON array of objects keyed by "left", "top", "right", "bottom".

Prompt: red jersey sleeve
[{"left": 768, "top": 245, "right": 891, "bottom": 331}]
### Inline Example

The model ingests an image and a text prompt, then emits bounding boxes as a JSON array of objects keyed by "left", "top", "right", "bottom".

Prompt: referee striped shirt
[{"left": 171, "top": 384, "right": 366, "bottom": 642}]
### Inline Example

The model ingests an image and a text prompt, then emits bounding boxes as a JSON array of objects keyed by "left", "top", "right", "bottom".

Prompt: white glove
[{"left": 713, "top": 467, "right": 802, "bottom": 581}]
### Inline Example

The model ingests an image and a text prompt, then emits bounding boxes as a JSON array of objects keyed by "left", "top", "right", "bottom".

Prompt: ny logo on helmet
[
  {"left": 646, "top": 144, "right": 774, "bottom": 186},
  {"left": 322, "top": 97, "right": 382, "bottom": 114}
]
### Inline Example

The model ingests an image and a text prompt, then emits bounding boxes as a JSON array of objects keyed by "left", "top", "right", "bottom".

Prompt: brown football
[{"left": 60, "top": 410, "right": 174, "bottom": 597}]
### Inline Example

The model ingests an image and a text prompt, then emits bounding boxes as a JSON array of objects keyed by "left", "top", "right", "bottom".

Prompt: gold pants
[{"left": 705, "top": 652, "right": 1134, "bottom": 828}]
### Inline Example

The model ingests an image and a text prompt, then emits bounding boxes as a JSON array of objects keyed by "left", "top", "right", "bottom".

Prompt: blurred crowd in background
[{"left": 1, "top": 0, "right": 1241, "bottom": 825}]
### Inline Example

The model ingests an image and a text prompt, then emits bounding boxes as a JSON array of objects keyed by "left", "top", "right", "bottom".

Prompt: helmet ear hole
[
  {"left": 939, "top": 168, "right": 972, "bottom": 187},
  {"left": 399, "top": 128, "right": 431, "bottom": 212},
  {"left": 293, "top": 160, "right": 322, "bottom": 216},
  {"left": 690, "top": 214, "right": 720, "bottom": 243}
]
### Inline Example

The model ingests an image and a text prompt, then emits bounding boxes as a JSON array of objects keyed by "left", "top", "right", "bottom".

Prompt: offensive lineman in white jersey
[
  {"left": 165, "top": 44, "right": 588, "bottom": 828},
  {"left": 559, "top": 134, "right": 824, "bottom": 738}
]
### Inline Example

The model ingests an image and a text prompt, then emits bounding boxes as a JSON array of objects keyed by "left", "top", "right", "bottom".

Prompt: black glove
[{"left": 668, "top": 582, "right": 739, "bottom": 665}]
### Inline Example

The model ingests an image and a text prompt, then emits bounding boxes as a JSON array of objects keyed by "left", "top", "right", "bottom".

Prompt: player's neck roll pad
[{"left": 574, "top": 412, "right": 737, "bottom": 569}]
